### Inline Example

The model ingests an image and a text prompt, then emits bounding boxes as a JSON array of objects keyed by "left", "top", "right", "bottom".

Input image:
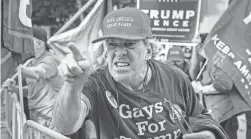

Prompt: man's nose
[{"left": 115, "top": 47, "right": 127, "bottom": 56}]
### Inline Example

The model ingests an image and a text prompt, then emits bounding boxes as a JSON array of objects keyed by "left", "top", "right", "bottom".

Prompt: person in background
[
  {"left": 166, "top": 47, "right": 192, "bottom": 80},
  {"left": 52, "top": 8, "right": 228, "bottom": 139},
  {"left": 3, "top": 26, "right": 64, "bottom": 129},
  {"left": 158, "top": 53, "right": 166, "bottom": 63},
  {"left": 183, "top": 46, "right": 192, "bottom": 60},
  {"left": 192, "top": 57, "right": 251, "bottom": 139}
]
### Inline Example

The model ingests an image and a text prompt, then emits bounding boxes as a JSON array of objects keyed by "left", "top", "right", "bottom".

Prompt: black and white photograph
[{"left": 1, "top": 0, "right": 251, "bottom": 139}]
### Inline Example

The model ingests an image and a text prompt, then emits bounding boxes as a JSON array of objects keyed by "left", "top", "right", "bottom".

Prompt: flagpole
[
  {"left": 18, "top": 66, "right": 24, "bottom": 128},
  {"left": 195, "top": 0, "right": 202, "bottom": 37},
  {"left": 54, "top": 0, "right": 96, "bottom": 35},
  {"left": 76, "top": 0, "right": 84, "bottom": 21},
  {"left": 196, "top": 59, "right": 208, "bottom": 81},
  {"left": 0, "top": 0, "right": 2, "bottom": 137},
  {"left": 196, "top": 59, "right": 208, "bottom": 105}
]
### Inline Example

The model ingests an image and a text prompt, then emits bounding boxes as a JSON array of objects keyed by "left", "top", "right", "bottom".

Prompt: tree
[{"left": 32, "top": 0, "right": 88, "bottom": 33}]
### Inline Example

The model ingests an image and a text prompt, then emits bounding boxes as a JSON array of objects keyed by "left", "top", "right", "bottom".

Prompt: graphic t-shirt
[{"left": 82, "top": 60, "right": 205, "bottom": 139}]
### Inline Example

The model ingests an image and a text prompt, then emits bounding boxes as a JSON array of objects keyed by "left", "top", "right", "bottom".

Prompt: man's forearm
[
  {"left": 52, "top": 82, "right": 87, "bottom": 134},
  {"left": 21, "top": 66, "right": 43, "bottom": 80},
  {"left": 201, "top": 84, "right": 220, "bottom": 94}
]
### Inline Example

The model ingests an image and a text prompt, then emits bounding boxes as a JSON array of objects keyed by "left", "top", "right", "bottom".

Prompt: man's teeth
[{"left": 115, "top": 62, "right": 129, "bottom": 67}]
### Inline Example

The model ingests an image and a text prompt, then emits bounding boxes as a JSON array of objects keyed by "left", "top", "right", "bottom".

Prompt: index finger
[{"left": 68, "top": 42, "right": 84, "bottom": 61}]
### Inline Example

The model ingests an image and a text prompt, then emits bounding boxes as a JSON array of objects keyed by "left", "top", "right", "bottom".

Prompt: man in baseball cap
[
  {"left": 53, "top": 7, "right": 227, "bottom": 139},
  {"left": 166, "top": 47, "right": 185, "bottom": 63},
  {"left": 3, "top": 26, "right": 64, "bottom": 129},
  {"left": 166, "top": 47, "right": 191, "bottom": 80}
]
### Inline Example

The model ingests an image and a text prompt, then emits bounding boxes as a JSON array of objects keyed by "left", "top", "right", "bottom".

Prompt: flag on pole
[
  {"left": 2, "top": 0, "right": 34, "bottom": 82},
  {"left": 48, "top": 0, "right": 113, "bottom": 69},
  {"left": 201, "top": 0, "right": 251, "bottom": 106},
  {"left": 3, "top": 0, "right": 34, "bottom": 61}
]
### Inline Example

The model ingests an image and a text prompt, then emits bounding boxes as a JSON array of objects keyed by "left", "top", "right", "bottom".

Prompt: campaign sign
[{"left": 137, "top": 0, "right": 201, "bottom": 43}]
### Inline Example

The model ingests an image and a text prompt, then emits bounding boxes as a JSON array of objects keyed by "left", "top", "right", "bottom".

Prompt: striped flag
[
  {"left": 48, "top": 0, "right": 112, "bottom": 69},
  {"left": 201, "top": 0, "right": 251, "bottom": 106}
]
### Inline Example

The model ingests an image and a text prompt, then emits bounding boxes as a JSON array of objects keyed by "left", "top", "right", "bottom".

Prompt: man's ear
[{"left": 145, "top": 47, "right": 152, "bottom": 60}]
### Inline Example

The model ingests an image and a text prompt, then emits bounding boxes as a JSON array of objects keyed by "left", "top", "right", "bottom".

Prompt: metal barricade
[
  {"left": 3, "top": 91, "right": 27, "bottom": 139},
  {"left": 4, "top": 91, "right": 13, "bottom": 136},
  {"left": 23, "top": 120, "right": 70, "bottom": 139},
  {"left": 1, "top": 59, "right": 32, "bottom": 138}
]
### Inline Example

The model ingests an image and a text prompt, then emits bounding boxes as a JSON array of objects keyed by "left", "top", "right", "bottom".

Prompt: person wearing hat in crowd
[
  {"left": 52, "top": 8, "right": 228, "bottom": 138},
  {"left": 166, "top": 47, "right": 192, "bottom": 80},
  {"left": 3, "top": 26, "right": 63, "bottom": 129}
]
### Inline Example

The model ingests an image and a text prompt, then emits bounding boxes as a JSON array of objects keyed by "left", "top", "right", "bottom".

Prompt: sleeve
[
  {"left": 70, "top": 94, "right": 92, "bottom": 134},
  {"left": 82, "top": 77, "right": 98, "bottom": 116},
  {"left": 212, "top": 66, "right": 234, "bottom": 93},
  {"left": 36, "top": 56, "right": 60, "bottom": 79},
  {"left": 178, "top": 70, "right": 229, "bottom": 139}
]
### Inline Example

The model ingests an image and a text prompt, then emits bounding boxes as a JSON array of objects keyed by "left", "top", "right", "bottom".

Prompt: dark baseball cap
[
  {"left": 92, "top": 7, "right": 153, "bottom": 43},
  {"left": 32, "top": 26, "right": 47, "bottom": 43},
  {"left": 32, "top": 26, "right": 50, "bottom": 49},
  {"left": 166, "top": 47, "right": 185, "bottom": 63}
]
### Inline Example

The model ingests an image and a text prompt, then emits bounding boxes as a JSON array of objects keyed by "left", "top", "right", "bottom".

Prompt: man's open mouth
[{"left": 115, "top": 62, "right": 130, "bottom": 67}]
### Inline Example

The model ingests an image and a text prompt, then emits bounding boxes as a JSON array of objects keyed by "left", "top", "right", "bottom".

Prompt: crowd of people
[{"left": 2, "top": 7, "right": 251, "bottom": 139}]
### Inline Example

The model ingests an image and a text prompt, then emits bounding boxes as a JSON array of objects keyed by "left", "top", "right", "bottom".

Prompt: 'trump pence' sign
[{"left": 137, "top": 0, "right": 201, "bottom": 43}]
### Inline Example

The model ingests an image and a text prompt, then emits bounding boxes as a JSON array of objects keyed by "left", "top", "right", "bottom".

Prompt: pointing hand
[{"left": 58, "top": 43, "right": 93, "bottom": 83}]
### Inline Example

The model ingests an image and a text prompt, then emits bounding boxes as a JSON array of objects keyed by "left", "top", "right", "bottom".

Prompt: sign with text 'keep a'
[{"left": 137, "top": 0, "right": 201, "bottom": 43}]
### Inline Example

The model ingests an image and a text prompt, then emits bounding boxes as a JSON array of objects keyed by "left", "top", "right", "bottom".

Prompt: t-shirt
[
  {"left": 81, "top": 59, "right": 222, "bottom": 139},
  {"left": 26, "top": 52, "right": 63, "bottom": 127}
]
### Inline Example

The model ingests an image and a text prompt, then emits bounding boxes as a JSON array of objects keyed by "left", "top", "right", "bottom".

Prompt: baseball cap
[
  {"left": 166, "top": 47, "right": 185, "bottom": 63},
  {"left": 92, "top": 7, "right": 153, "bottom": 43},
  {"left": 33, "top": 26, "right": 47, "bottom": 43}
]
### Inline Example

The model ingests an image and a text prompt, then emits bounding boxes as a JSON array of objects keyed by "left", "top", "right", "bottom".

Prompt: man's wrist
[{"left": 201, "top": 84, "right": 219, "bottom": 94}]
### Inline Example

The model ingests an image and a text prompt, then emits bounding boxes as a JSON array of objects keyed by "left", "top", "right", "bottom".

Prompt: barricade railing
[
  {"left": 3, "top": 91, "right": 27, "bottom": 139},
  {"left": 4, "top": 91, "right": 13, "bottom": 136},
  {"left": 23, "top": 120, "right": 70, "bottom": 139},
  {"left": 1, "top": 59, "right": 32, "bottom": 138}
]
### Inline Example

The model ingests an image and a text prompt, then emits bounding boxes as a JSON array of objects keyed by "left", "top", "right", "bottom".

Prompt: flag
[
  {"left": 2, "top": 0, "right": 34, "bottom": 82},
  {"left": 201, "top": 0, "right": 251, "bottom": 106},
  {"left": 3, "top": 0, "right": 34, "bottom": 61},
  {"left": 48, "top": 0, "right": 113, "bottom": 69},
  {"left": 199, "top": 0, "right": 229, "bottom": 33}
]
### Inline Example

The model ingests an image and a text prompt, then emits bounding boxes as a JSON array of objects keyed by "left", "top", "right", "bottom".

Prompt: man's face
[
  {"left": 170, "top": 60, "right": 184, "bottom": 69},
  {"left": 183, "top": 46, "right": 192, "bottom": 59},
  {"left": 159, "top": 54, "right": 166, "bottom": 63},
  {"left": 33, "top": 37, "right": 46, "bottom": 57},
  {"left": 105, "top": 38, "right": 148, "bottom": 84}
]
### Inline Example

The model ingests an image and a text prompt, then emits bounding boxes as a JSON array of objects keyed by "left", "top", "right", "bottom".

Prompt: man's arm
[
  {"left": 12, "top": 86, "right": 29, "bottom": 97},
  {"left": 52, "top": 43, "right": 95, "bottom": 135},
  {"left": 182, "top": 72, "right": 229, "bottom": 139},
  {"left": 201, "top": 65, "right": 233, "bottom": 94},
  {"left": 52, "top": 81, "right": 91, "bottom": 135},
  {"left": 20, "top": 57, "right": 59, "bottom": 80}
]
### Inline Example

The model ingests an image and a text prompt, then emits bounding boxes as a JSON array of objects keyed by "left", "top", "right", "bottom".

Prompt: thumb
[{"left": 68, "top": 42, "right": 84, "bottom": 61}]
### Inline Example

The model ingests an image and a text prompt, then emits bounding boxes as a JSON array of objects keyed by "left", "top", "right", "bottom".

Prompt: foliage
[{"left": 32, "top": 0, "right": 83, "bottom": 30}]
